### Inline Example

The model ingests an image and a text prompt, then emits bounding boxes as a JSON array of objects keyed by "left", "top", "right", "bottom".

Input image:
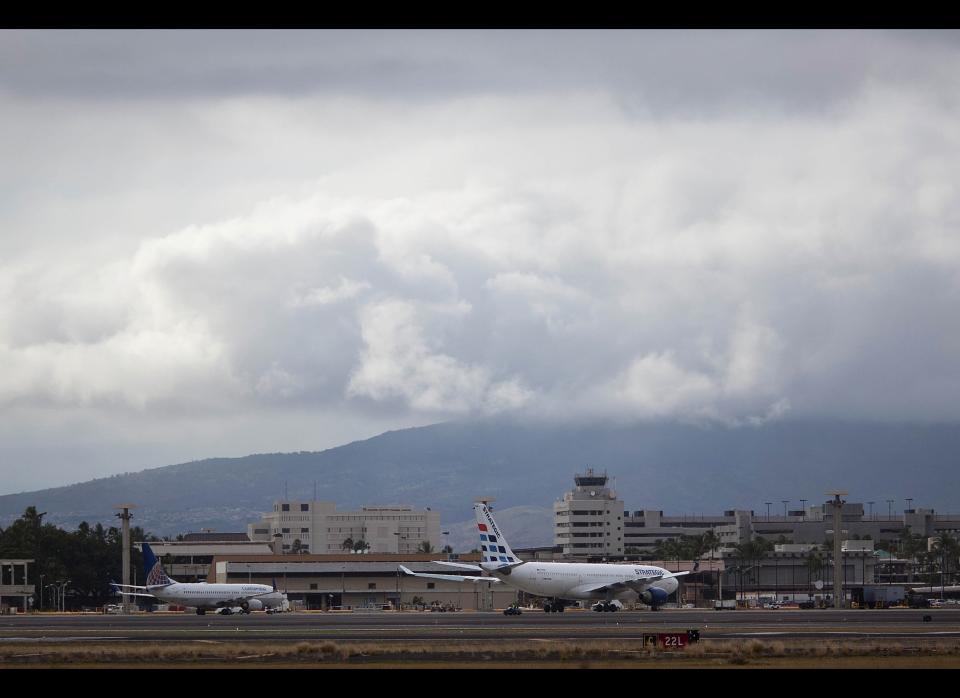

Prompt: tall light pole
[
  {"left": 765, "top": 502, "right": 772, "bottom": 522},
  {"left": 800, "top": 499, "right": 807, "bottom": 521},
  {"left": 782, "top": 500, "right": 789, "bottom": 518},
  {"left": 906, "top": 498, "right": 913, "bottom": 513},
  {"left": 827, "top": 491, "right": 847, "bottom": 609},
  {"left": 115, "top": 505, "right": 135, "bottom": 614},
  {"left": 868, "top": 501, "right": 874, "bottom": 520},
  {"left": 887, "top": 499, "right": 893, "bottom": 519}
]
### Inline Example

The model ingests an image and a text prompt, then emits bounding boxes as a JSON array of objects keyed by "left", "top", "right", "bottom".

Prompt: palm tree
[
  {"left": 931, "top": 532, "right": 960, "bottom": 593},
  {"left": 702, "top": 530, "right": 721, "bottom": 561},
  {"left": 341, "top": 537, "right": 354, "bottom": 553},
  {"left": 418, "top": 541, "right": 434, "bottom": 554},
  {"left": 353, "top": 539, "right": 370, "bottom": 554},
  {"left": 898, "top": 527, "right": 928, "bottom": 582}
]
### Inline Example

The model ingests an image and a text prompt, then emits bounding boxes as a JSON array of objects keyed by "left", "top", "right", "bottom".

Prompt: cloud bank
[{"left": 2, "top": 30, "right": 960, "bottom": 490}]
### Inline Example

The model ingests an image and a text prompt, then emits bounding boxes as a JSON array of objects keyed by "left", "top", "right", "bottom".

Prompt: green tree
[
  {"left": 353, "top": 539, "right": 370, "bottom": 554},
  {"left": 701, "top": 530, "right": 721, "bottom": 560},
  {"left": 0, "top": 507, "right": 154, "bottom": 610},
  {"left": 932, "top": 532, "right": 960, "bottom": 589},
  {"left": 806, "top": 552, "right": 824, "bottom": 583},
  {"left": 341, "top": 537, "right": 354, "bottom": 552},
  {"left": 418, "top": 540, "right": 434, "bottom": 554}
]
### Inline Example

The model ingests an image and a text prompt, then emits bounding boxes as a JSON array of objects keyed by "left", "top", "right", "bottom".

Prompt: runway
[{"left": 3, "top": 608, "right": 960, "bottom": 644}]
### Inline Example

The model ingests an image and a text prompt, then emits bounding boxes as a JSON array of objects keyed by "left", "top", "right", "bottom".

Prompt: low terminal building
[
  {"left": 145, "top": 539, "right": 274, "bottom": 582},
  {"left": 206, "top": 552, "right": 518, "bottom": 610},
  {"left": 0, "top": 559, "right": 34, "bottom": 613}
]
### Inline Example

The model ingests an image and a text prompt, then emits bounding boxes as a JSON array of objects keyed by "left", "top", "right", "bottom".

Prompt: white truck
[{"left": 714, "top": 599, "right": 736, "bottom": 610}]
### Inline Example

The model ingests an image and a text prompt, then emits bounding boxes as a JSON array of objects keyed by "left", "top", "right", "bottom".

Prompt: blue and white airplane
[
  {"left": 400, "top": 502, "right": 689, "bottom": 612},
  {"left": 111, "top": 542, "right": 286, "bottom": 615}
]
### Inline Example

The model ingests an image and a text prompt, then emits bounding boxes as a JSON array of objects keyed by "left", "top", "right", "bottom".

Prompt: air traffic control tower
[{"left": 554, "top": 468, "right": 625, "bottom": 559}]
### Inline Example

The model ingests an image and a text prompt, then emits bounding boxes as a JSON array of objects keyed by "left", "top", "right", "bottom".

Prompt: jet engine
[
  {"left": 640, "top": 587, "right": 670, "bottom": 606},
  {"left": 245, "top": 599, "right": 264, "bottom": 611}
]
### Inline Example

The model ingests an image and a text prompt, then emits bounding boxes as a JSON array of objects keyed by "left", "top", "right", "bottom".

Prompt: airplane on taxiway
[
  {"left": 400, "top": 501, "right": 690, "bottom": 612},
  {"left": 111, "top": 542, "right": 287, "bottom": 615}
]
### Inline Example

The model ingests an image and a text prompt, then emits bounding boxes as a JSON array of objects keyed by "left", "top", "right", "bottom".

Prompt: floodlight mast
[
  {"left": 115, "top": 505, "right": 136, "bottom": 614},
  {"left": 826, "top": 491, "right": 847, "bottom": 609}
]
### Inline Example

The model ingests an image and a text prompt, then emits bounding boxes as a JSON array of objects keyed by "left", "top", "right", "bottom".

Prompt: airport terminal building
[
  {"left": 206, "top": 552, "right": 516, "bottom": 610},
  {"left": 549, "top": 470, "right": 960, "bottom": 559}
]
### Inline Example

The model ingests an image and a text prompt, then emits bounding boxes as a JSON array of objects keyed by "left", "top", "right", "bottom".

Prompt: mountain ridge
[{"left": 2, "top": 419, "right": 959, "bottom": 547}]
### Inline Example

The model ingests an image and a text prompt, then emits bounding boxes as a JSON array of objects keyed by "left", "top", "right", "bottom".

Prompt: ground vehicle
[
  {"left": 763, "top": 602, "right": 782, "bottom": 609},
  {"left": 714, "top": 600, "right": 736, "bottom": 610},
  {"left": 503, "top": 606, "right": 522, "bottom": 616}
]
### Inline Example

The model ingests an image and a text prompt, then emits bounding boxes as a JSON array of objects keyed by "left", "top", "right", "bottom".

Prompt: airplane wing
[
  {"left": 398, "top": 564, "right": 502, "bottom": 584},
  {"left": 247, "top": 589, "right": 285, "bottom": 599}
]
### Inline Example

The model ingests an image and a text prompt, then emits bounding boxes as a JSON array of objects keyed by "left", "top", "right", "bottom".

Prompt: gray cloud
[
  {"left": 2, "top": 30, "right": 960, "bottom": 492},
  {"left": 3, "top": 30, "right": 957, "bottom": 110}
]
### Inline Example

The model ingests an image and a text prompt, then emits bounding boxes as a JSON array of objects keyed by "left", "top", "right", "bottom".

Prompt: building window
[
  {"left": 368, "top": 583, "right": 376, "bottom": 589},
  {"left": 301, "top": 528, "right": 309, "bottom": 533},
  {"left": 282, "top": 528, "right": 290, "bottom": 533},
  {"left": 310, "top": 583, "right": 317, "bottom": 590},
  {"left": 301, "top": 503, "right": 309, "bottom": 511},
  {"left": 282, "top": 503, "right": 290, "bottom": 511},
  {"left": 427, "top": 582, "right": 435, "bottom": 589}
]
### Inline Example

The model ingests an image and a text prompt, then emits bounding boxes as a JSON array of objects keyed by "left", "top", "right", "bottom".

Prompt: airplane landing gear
[
  {"left": 543, "top": 600, "right": 566, "bottom": 613},
  {"left": 592, "top": 602, "right": 618, "bottom": 612},
  {"left": 196, "top": 608, "right": 206, "bottom": 616}
]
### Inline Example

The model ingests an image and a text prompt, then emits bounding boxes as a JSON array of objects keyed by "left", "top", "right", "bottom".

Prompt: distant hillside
[{"left": 1, "top": 419, "right": 959, "bottom": 546}]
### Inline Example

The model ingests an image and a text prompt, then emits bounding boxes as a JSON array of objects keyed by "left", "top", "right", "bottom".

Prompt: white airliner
[
  {"left": 400, "top": 502, "right": 690, "bottom": 612},
  {"left": 111, "top": 542, "right": 287, "bottom": 615}
]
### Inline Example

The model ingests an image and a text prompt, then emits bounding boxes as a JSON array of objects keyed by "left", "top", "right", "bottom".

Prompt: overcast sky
[{"left": 2, "top": 30, "right": 960, "bottom": 494}]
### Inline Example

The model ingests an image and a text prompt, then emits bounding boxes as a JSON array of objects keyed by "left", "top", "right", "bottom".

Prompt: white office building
[{"left": 248, "top": 501, "right": 441, "bottom": 555}]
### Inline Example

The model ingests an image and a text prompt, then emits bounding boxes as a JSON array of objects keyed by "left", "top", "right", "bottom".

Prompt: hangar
[{"left": 206, "top": 552, "right": 518, "bottom": 610}]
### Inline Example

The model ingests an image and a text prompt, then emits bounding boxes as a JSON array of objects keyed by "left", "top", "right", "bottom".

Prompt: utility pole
[
  {"left": 115, "top": 505, "right": 136, "bottom": 614},
  {"left": 827, "top": 491, "right": 847, "bottom": 609}
]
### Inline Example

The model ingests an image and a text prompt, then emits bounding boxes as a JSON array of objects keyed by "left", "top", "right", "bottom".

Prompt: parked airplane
[
  {"left": 400, "top": 502, "right": 690, "bottom": 612},
  {"left": 111, "top": 542, "right": 287, "bottom": 615}
]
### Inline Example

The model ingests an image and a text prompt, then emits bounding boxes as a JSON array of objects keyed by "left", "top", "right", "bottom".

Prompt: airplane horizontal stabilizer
[
  {"left": 398, "top": 565, "right": 501, "bottom": 584},
  {"left": 110, "top": 581, "right": 149, "bottom": 590},
  {"left": 111, "top": 590, "right": 159, "bottom": 599},
  {"left": 430, "top": 560, "right": 484, "bottom": 572}
]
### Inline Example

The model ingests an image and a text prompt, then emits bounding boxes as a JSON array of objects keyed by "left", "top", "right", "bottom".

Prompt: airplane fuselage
[
  {"left": 491, "top": 561, "right": 679, "bottom": 601},
  {"left": 146, "top": 582, "right": 281, "bottom": 609}
]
